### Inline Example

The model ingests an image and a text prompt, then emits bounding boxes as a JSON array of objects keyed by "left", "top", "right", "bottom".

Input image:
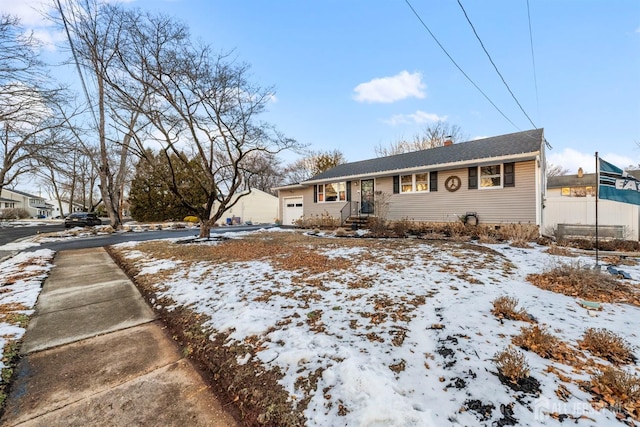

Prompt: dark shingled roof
[
  {"left": 3, "top": 188, "right": 42, "bottom": 199},
  {"left": 548, "top": 169, "right": 640, "bottom": 188},
  {"left": 305, "top": 129, "right": 544, "bottom": 183},
  {"left": 547, "top": 174, "right": 596, "bottom": 188}
]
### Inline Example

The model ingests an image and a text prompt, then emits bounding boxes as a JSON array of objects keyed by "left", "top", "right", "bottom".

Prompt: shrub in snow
[
  {"left": 494, "top": 346, "right": 530, "bottom": 382},
  {"left": 579, "top": 328, "right": 636, "bottom": 364}
]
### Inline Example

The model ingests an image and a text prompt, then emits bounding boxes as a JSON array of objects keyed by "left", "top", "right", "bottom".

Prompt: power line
[
  {"left": 456, "top": 0, "right": 537, "bottom": 130},
  {"left": 403, "top": 0, "right": 521, "bottom": 131},
  {"left": 526, "top": 0, "right": 541, "bottom": 125},
  {"left": 55, "top": 0, "right": 99, "bottom": 130}
]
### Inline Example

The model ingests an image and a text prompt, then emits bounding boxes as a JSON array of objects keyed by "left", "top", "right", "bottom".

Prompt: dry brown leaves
[
  {"left": 494, "top": 347, "right": 530, "bottom": 382},
  {"left": 511, "top": 325, "right": 585, "bottom": 366},
  {"left": 527, "top": 264, "right": 640, "bottom": 306},
  {"left": 587, "top": 367, "right": 640, "bottom": 422},
  {"left": 491, "top": 296, "right": 534, "bottom": 323},
  {"left": 578, "top": 328, "right": 637, "bottom": 365},
  {"left": 545, "top": 245, "right": 577, "bottom": 257},
  {"left": 512, "top": 325, "right": 559, "bottom": 359}
]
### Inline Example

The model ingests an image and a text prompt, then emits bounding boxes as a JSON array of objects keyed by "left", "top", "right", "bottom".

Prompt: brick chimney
[{"left": 444, "top": 136, "right": 453, "bottom": 146}]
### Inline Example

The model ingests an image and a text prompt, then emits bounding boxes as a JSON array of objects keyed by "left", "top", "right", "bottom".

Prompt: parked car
[{"left": 64, "top": 212, "right": 102, "bottom": 228}]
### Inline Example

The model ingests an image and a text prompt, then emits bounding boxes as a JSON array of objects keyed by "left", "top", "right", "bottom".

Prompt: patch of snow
[
  {"left": 0, "top": 240, "right": 40, "bottom": 251},
  {"left": 113, "top": 234, "right": 640, "bottom": 426},
  {"left": 0, "top": 249, "right": 55, "bottom": 375}
]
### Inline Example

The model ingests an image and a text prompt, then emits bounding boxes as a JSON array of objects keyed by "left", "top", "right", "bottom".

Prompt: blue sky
[{"left": 3, "top": 0, "right": 640, "bottom": 175}]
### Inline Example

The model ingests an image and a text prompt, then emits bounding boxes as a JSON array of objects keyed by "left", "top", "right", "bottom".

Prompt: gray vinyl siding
[
  {"left": 305, "top": 194, "right": 344, "bottom": 218},
  {"left": 383, "top": 160, "right": 537, "bottom": 224},
  {"left": 281, "top": 160, "right": 537, "bottom": 225},
  {"left": 281, "top": 187, "right": 344, "bottom": 220}
]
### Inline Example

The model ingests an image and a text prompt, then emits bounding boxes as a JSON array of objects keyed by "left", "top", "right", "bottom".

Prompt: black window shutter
[
  {"left": 346, "top": 181, "right": 351, "bottom": 201},
  {"left": 504, "top": 163, "right": 515, "bottom": 187},
  {"left": 468, "top": 167, "right": 478, "bottom": 190},
  {"left": 313, "top": 185, "right": 318, "bottom": 203},
  {"left": 393, "top": 176, "right": 399, "bottom": 194},
  {"left": 430, "top": 171, "right": 438, "bottom": 192}
]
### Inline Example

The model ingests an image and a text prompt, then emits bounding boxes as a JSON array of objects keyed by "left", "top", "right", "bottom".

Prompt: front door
[{"left": 361, "top": 179, "right": 374, "bottom": 214}]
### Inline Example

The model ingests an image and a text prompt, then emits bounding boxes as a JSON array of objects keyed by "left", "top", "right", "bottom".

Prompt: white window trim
[
  {"left": 479, "top": 165, "right": 503, "bottom": 190},
  {"left": 415, "top": 173, "right": 429, "bottom": 192},
  {"left": 400, "top": 173, "right": 430, "bottom": 193},
  {"left": 317, "top": 181, "right": 347, "bottom": 203}
]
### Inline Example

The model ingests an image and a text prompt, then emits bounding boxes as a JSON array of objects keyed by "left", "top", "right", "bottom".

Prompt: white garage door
[{"left": 283, "top": 197, "right": 303, "bottom": 225}]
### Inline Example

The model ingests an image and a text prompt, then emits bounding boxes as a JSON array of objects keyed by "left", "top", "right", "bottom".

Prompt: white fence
[{"left": 543, "top": 197, "right": 639, "bottom": 240}]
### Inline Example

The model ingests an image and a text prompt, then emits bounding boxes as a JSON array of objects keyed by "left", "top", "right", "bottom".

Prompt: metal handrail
[{"left": 340, "top": 201, "right": 360, "bottom": 225}]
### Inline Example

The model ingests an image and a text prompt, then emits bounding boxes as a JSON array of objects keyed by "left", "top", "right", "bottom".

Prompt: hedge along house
[{"left": 276, "top": 129, "right": 547, "bottom": 229}]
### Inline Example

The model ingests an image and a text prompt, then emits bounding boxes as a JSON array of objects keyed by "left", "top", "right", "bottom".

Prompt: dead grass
[
  {"left": 602, "top": 255, "right": 638, "bottom": 267},
  {"left": 496, "top": 223, "right": 539, "bottom": 247},
  {"left": 545, "top": 244, "right": 576, "bottom": 257},
  {"left": 476, "top": 226, "right": 498, "bottom": 244},
  {"left": 494, "top": 347, "right": 530, "bottom": 382},
  {"left": 588, "top": 367, "right": 640, "bottom": 421},
  {"left": 579, "top": 328, "right": 637, "bottom": 365},
  {"left": 0, "top": 303, "right": 30, "bottom": 328},
  {"left": 294, "top": 212, "right": 340, "bottom": 229},
  {"left": 389, "top": 218, "right": 413, "bottom": 237},
  {"left": 109, "top": 230, "right": 638, "bottom": 424},
  {"left": 527, "top": 261, "right": 640, "bottom": 306},
  {"left": 490, "top": 296, "right": 534, "bottom": 322},
  {"left": 512, "top": 325, "right": 559, "bottom": 359}
]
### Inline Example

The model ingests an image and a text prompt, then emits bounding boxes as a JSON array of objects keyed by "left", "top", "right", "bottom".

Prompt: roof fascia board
[{"left": 273, "top": 183, "right": 309, "bottom": 191}]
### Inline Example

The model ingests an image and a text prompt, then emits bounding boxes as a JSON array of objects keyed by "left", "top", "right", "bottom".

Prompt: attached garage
[{"left": 283, "top": 197, "right": 303, "bottom": 225}]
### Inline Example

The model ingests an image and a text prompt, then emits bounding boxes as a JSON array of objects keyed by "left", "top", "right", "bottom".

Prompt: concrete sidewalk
[{"left": 1, "top": 247, "right": 238, "bottom": 427}]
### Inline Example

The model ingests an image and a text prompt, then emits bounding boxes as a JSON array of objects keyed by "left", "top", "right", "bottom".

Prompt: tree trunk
[
  {"left": 96, "top": 73, "right": 123, "bottom": 230},
  {"left": 199, "top": 219, "right": 215, "bottom": 239}
]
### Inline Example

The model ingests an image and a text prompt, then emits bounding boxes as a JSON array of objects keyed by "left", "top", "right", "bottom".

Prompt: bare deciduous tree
[
  {"left": 112, "top": 11, "right": 300, "bottom": 237},
  {"left": 54, "top": 1, "right": 146, "bottom": 228},
  {"left": 283, "top": 149, "right": 346, "bottom": 183},
  {"left": 55, "top": 4, "right": 301, "bottom": 234},
  {"left": 242, "top": 152, "right": 284, "bottom": 195},
  {"left": 546, "top": 162, "right": 570, "bottom": 178},
  {"left": 0, "top": 15, "right": 65, "bottom": 193},
  {"left": 374, "top": 122, "right": 467, "bottom": 157}
]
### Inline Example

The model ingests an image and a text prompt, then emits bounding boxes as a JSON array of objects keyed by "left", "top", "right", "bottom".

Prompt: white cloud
[
  {"left": 32, "top": 29, "right": 67, "bottom": 51},
  {"left": 0, "top": 0, "right": 55, "bottom": 27},
  {"left": 353, "top": 71, "right": 426, "bottom": 103},
  {"left": 1, "top": 0, "right": 62, "bottom": 49},
  {"left": 383, "top": 110, "right": 446, "bottom": 126},
  {"left": 547, "top": 147, "right": 639, "bottom": 174}
]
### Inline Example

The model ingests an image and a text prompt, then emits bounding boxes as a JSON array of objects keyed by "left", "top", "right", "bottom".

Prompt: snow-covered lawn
[
  {"left": 0, "top": 250, "right": 55, "bottom": 382},
  {"left": 111, "top": 228, "right": 640, "bottom": 426}
]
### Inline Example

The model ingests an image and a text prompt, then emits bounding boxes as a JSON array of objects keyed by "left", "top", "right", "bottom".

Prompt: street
[
  {"left": 0, "top": 223, "right": 66, "bottom": 246},
  {"left": 1, "top": 224, "right": 272, "bottom": 257}
]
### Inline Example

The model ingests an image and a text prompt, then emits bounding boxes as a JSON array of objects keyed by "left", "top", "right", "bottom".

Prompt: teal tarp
[{"left": 599, "top": 158, "right": 640, "bottom": 206}]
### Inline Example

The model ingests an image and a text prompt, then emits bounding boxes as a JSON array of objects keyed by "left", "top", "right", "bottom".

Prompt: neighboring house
[
  {"left": 546, "top": 169, "right": 640, "bottom": 240},
  {"left": 212, "top": 188, "right": 278, "bottom": 225},
  {"left": 47, "top": 199, "right": 87, "bottom": 218},
  {"left": 0, "top": 188, "right": 52, "bottom": 218},
  {"left": 275, "top": 129, "right": 547, "bottom": 228}
]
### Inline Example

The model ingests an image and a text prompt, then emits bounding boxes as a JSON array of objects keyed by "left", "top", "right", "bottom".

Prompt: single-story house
[
  {"left": 546, "top": 169, "right": 640, "bottom": 240},
  {"left": 275, "top": 129, "right": 547, "bottom": 228},
  {"left": 0, "top": 188, "right": 52, "bottom": 218},
  {"left": 213, "top": 188, "right": 278, "bottom": 225}
]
